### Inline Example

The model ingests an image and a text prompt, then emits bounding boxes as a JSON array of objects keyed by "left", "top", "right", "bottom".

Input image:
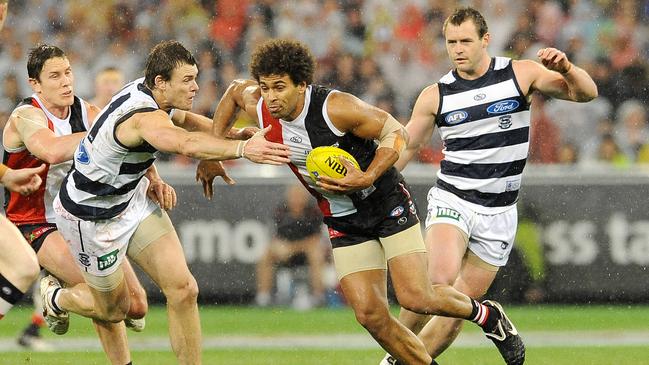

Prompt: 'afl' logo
[
  {"left": 289, "top": 136, "right": 303, "bottom": 143},
  {"left": 487, "top": 100, "right": 519, "bottom": 114},
  {"left": 445, "top": 110, "right": 468, "bottom": 125},
  {"left": 474, "top": 93, "right": 486, "bottom": 101}
]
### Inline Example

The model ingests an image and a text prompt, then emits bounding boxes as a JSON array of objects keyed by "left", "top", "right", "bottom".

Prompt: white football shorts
[
  {"left": 53, "top": 178, "right": 159, "bottom": 277},
  {"left": 424, "top": 186, "right": 517, "bottom": 267}
]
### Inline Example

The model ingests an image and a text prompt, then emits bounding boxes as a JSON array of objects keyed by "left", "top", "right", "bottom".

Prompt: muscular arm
[
  {"left": 321, "top": 92, "right": 407, "bottom": 191},
  {"left": 172, "top": 109, "right": 256, "bottom": 139},
  {"left": 10, "top": 107, "right": 85, "bottom": 164},
  {"left": 129, "top": 110, "right": 243, "bottom": 160},
  {"left": 516, "top": 48, "right": 598, "bottom": 102},
  {"left": 395, "top": 84, "right": 439, "bottom": 171},
  {"left": 211, "top": 79, "right": 260, "bottom": 137}
]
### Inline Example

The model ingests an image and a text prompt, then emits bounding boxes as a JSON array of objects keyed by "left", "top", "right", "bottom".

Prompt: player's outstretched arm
[
  {"left": 395, "top": 84, "right": 439, "bottom": 171},
  {"left": 211, "top": 79, "right": 260, "bottom": 137},
  {"left": 0, "top": 163, "right": 45, "bottom": 196},
  {"left": 9, "top": 108, "right": 86, "bottom": 164},
  {"left": 518, "top": 48, "right": 598, "bottom": 102},
  {"left": 130, "top": 110, "right": 290, "bottom": 163}
]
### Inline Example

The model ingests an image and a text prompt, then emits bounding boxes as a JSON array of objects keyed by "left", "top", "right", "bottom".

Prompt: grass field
[{"left": 2, "top": 304, "right": 649, "bottom": 364}]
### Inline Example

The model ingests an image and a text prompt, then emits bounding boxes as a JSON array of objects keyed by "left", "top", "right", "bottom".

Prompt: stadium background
[{"left": 2, "top": 0, "right": 649, "bottom": 364}]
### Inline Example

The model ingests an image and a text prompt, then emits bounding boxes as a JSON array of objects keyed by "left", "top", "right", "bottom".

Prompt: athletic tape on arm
[{"left": 377, "top": 115, "right": 406, "bottom": 153}]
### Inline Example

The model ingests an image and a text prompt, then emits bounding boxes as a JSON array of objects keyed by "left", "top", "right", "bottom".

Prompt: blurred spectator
[
  {"left": 255, "top": 184, "right": 326, "bottom": 309},
  {"left": 528, "top": 94, "right": 561, "bottom": 164},
  {"left": 90, "top": 67, "right": 124, "bottom": 110},
  {"left": 596, "top": 133, "right": 630, "bottom": 168},
  {"left": 0, "top": 73, "right": 22, "bottom": 112},
  {"left": 613, "top": 99, "right": 649, "bottom": 162},
  {"left": 1, "top": 0, "right": 647, "bottom": 167},
  {"left": 557, "top": 142, "right": 579, "bottom": 164}
]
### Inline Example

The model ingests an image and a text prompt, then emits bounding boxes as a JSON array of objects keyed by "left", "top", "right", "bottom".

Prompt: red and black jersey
[
  {"left": 3, "top": 94, "right": 90, "bottom": 225},
  {"left": 256, "top": 85, "right": 401, "bottom": 218}
]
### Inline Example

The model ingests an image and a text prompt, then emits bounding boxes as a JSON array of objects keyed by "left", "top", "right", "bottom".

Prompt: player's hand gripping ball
[{"left": 306, "top": 146, "right": 360, "bottom": 183}]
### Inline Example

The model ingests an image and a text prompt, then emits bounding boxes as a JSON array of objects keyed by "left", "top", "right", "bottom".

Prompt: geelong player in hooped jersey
[
  {"left": 51, "top": 40, "right": 291, "bottom": 364},
  {"left": 3, "top": 44, "right": 149, "bottom": 364},
  {"left": 389, "top": 7, "right": 598, "bottom": 365},
  {"left": 197, "top": 39, "right": 524, "bottom": 365}
]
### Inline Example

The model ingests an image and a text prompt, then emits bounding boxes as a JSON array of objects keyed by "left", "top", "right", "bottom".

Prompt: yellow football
[{"left": 306, "top": 146, "right": 360, "bottom": 182}]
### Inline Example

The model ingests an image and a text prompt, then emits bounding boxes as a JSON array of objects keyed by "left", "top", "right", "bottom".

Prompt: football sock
[
  {"left": 469, "top": 299, "right": 497, "bottom": 330},
  {"left": 51, "top": 288, "right": 64, "bottom": 314}
]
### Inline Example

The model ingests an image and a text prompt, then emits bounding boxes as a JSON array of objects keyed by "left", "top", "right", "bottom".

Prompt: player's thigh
[
  {"left": 0, "top": 217, "right": 38, "bottom": 290},
  {"left": 130, "top": 230, "right": 194, "bottom": 293},
  {"left": 38, "top": 231, "right": 85, "bottom": 286},
  {"left": 425, "top": 223, "right": 469, "bottom": 285},
  {"left": 454, "top": 251, "right": 499, "bottom": 299},
  {"left": 381, "top": 224, "right": 430, "bottom": 298}
]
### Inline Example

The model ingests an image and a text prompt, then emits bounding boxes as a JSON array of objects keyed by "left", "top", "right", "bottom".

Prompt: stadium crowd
[{"left": 1, "top": 0, "right": 648, "bottom": 166}]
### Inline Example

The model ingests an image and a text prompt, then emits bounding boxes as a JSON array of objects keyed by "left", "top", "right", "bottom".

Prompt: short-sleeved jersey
[
  {"left": 3, "top": 94, "right": 90, "bottom": 225},
  {"left": 435, "top": 57, "right": 530, "bottom": 213},
  {"left": 257, "top": 85, "right": 402, "bottom": 218},
  {"left": 58, "top": 77, "right": 160, "bottom": 220}
]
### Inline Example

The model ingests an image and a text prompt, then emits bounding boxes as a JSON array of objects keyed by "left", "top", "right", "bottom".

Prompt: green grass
[{"left": 2, "top": 304, "right": 649, "bottom": 364}]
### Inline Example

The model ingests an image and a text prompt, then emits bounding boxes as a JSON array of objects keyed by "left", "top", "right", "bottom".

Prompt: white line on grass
[{"left": 3, "top": 331, "right": 649, "bottom": 352}]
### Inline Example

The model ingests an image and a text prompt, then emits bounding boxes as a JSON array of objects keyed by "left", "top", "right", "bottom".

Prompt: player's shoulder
[
  {"left": 512, "top": 58, "right": 544, "bottom": 74},
  {"left": 11, "top": 104, "right": 47, "bottom": 126}
]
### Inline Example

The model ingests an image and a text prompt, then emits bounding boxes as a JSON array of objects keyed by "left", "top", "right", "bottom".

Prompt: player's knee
[
  {"left": 164, "top": 275, "right": 199, "bottom": 306},
  {"left": 394, "top": 285, "right": 437, "bottom": 314},
  {"left": 10, "top": 258, "right": 40, "bottom": 290},
  {"left": 99, "top": 303, "right": 129, "bottom": 323},
  {"left": 353, "top": 303, "right": 390, "bottom": 332},
  {"left": 128, "top": 290, "right": 148, "bottom": 319}
]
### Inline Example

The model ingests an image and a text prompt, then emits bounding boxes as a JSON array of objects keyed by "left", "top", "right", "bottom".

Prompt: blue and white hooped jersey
[
  {"left": 59, "top": 77, "right": 160, "bottom": 220},
  {"left": 435, "top": 57, "right": 530, "bottom": 213}
]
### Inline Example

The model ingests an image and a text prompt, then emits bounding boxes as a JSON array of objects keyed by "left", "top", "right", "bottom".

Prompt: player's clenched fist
[{"left": 537, "top": 47, "right": 572, "bottom": 74}]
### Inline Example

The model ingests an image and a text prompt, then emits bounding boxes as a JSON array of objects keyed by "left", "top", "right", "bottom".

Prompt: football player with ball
[{"left": 197, "top": 39, "right": 524, "bottom": 365}]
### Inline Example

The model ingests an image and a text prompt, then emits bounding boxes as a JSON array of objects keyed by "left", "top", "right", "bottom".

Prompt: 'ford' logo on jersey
[
  {"left": 445, "top": 110, "right": 468, "bottom": 125},
  {"left": 486, "top": 99, "right": 519, "bottom": 114},
  {"left": 76, "top": 143, "right": 90, "bottom": 165}
]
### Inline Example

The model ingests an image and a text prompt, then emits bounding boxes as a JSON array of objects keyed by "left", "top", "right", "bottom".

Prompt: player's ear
[
  {"left": 28, "top": 78, "right": 41, "bottom": 93},
  {"left": 482, "top": 32, "right": 490, "bottom": 49},
  {"left": 154, "top": 75, "right": 166, "bottom": 91},
  {"left": 297, "top": 81, "right": 307, "bottom": 94}
]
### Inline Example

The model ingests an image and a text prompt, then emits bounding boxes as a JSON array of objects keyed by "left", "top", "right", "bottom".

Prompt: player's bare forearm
[
  {"left": 26, "top": 130, "right": 85, "bottom": 164},
  {"left": 364, "top": 147, "right": 399, "bottom": 186},
  {"left": 212, "top": 80, "right": 255, "bottom": 137},
  {"left": 395, "top": 146, "right": 418, "bottom": 171},
  {"left": 144, "top": 164, "right": 162, "bottom": 183},
  {"left": 181, "top": 132, "right": 241, "bottom": 161},
  {"left": 561, "top": 64, "right": 598, "bottom": 102}
]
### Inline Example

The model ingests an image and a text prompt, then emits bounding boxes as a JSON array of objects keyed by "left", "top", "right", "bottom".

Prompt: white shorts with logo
[
  {"left": 424, "top": 186, "right": 517, "bottom": 267},
  {"left": 53, "top": 178, "right": 158, "bottom": 277}
]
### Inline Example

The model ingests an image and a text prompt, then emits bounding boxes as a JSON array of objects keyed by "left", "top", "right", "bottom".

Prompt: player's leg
[
  {"left": 396, "top": 223, "right": 468, "bottom": 334},
  {"left": 121, "top": 258, "right": 148, "bottom": 331},
  {"left": 0, "top": 217, "right": 39, "bottom": 320},
  {"left": 129, "top": 210, "right": 201, "bottom": 364},
  {"left": 420, "top": 252, "right": 498, "bottom": 357},
  {"left": 334, "top": 238, "right": 433, "bottom": 365}
]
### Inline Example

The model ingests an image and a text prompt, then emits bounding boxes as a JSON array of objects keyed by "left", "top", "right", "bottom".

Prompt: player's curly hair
[
  {"left": 250, "top": 39, "right": 315, "bottom": 86},
  {"left": 443, "top": 7, "right": 489, "bottom": 38}
]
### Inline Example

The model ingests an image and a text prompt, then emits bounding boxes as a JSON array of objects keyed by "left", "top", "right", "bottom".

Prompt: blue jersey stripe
[
  {"left": 119, "top": 158, "right": 155, "bottom": 175},
  {"left": 440, "top": 158, "right": 527, "bottom": 179},
  {"left": 437, "top": 179, "right": 518, "bottom": 207},
  {"left": 444, "top": 127, "right": 529, "bottom": 151}
]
